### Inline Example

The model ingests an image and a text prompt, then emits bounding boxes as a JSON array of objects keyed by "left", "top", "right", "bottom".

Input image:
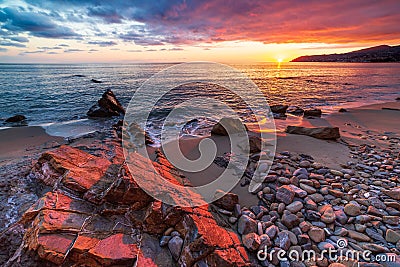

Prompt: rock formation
[
  {"left": 87, "top": 89, "right": 125, "bottom": 118},
  {"left": 5, "top": 128, "right": 250, "bottom": 266},
  {"left": 211, "top": 117, "right": 248, "bottom": 136},
  {"left": 285, "top": 126, "right": 340, "bottom": 140}
]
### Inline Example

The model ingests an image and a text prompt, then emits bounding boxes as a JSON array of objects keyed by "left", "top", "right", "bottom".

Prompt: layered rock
[{"left": 12, "top": 142, "right": 250, "bottom": 266}]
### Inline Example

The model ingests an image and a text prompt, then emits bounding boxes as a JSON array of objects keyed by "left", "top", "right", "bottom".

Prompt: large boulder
[
  {"left": 211, "top": 118, "right": 248, "bottom": 136},
  {"left": 5, "top": 114, "right": 26, "bottom": 122},
  {"left": 87, "top": 89, "right": 125, "bottom": 117},
  {"left": 285, "top": 126, "right": 340, "bottom": 140}
]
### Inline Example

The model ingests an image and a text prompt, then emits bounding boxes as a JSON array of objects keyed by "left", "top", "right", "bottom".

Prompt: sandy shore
[
  {"left": 0, "top": 101, "right": 398, "bottom": 207},
  {"left": 0, "top": 126, "right": 65, "bottom": 166}
]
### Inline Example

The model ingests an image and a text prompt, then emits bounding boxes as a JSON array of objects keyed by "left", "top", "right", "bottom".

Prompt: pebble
[
  {"left": 308, "top": 227, "right": 325, "bottom": 242},
  {"left": 276, "top": 185, "right": 295, "bottom": 204},
  {"left": 238, "top": 215, "right": 257, "bottom": 235},
  {"left": 286, "top": 201, "right": 303, "bottom": 213},
  {"left": 242, "top": 233, "right": 261, "bottom": 251},
  {"left": 344, "top": 203, "right": 361, "bottom": 216},
  {"left": 168, "top": 236, "right": 183, "bottom": 261},
  {"left": 386, "top": 229, "right": 400, "bottom": 243}
]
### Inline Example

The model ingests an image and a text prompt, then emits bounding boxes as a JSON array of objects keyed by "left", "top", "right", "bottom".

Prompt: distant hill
[{"left": 291, "top": 45, "right": 400, "bottom": 62}]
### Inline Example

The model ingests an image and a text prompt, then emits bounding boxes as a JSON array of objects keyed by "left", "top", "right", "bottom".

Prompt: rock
[
  {"left": 160, "top": 236, "right": 171, "bottom": 247},
  {"left": 238, "top": 215, "right": 257, "bottom": 235},
  {"left": 282, "top": 213, "right": 300, "bottom": 229},
  {"left": 362, "top": 243, "right": 389, "bottom": 253},
  {"left": 386, "top": 229, "right": 400, "bottom": 243},
  {"left": 242, "top": 233, "right": 261, "bottom": 251},
  {"left": 299, "top": 183, "right": 316, "bottom": 194},
  {"left": 276, "top": 185, "right": 295, "bottom": 204},
  {"left": 286, "top": 201, "right": 303, "bottom": 213},
  {"left": 334, "top": 209, "right": 348, "bottom": 225},
  {"left": 329, "top": 263, "right": 347, "bottom": 267},
  {"left": 211, "top": 117, "right": 248, "bottom": 136},
  {"left": 91, "top": 78, "right": 102, "bottom": 83},
  {"left": 293, "top": 168, "right": 308, "bottom": 177},
  {"left": 287, "top": 106, "right": 304, "bottom": 115},
  {"left": 247, "top": 135, "right": 262, "bottom": 153},
  {"left": 213, "top": 192, "right": 239, "bottom": 211},
  {"left": 127, "top": 122, "right": 154, "bottom": 145},
  {"left": 338, "top": 108, "right": 347, "bottom": 113},
  {"left": 320, "top": 206, "right": 336, "bottom": 224},
  {"left": 285, "top": 126, "right": 340, "bottom": 140},
  {"left": 365, "top": 228, "right": 386, "bottom": 245},
  {"left": 347, "top": 230, "right": 371, "bottom": 242},
  {"left": 382, "top": 215, "right": 399, "bottom": 225},
  {"left": 299, "top": 160, "right": 311, "bottom": 168},
  {"left": 277, "top": 231, "right": 291, "bottom": 250},
  {"left": 270, "top": 105, "right": 289, "bottom": 114},
  {"left": 265, "top": 225, "right": 279, "bottom": 239},
  {"left": 87, "top": 89, "right": 125, "bottom": 117},
  {"left": 308, "top": 227, "right": 325, "bottom": 242},
  {"left": 304, "top": 109, "right": 322, "bottom": 117},
  {"left": 382, "top": 187, "right": 400, "bottom": 200},
  {"left": 168, "top": 236, "right": 184, "bottom": 261},
  {"left": 344, "top": 203, "right": 361, "bottom": 216},
  {"left": 5, "top": 114, "right": 26, "bottom": 122}
]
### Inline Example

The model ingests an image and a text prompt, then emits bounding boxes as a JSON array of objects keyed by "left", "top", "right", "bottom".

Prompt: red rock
[{"left": 88, "top": 234, "right": 139, "bottom": 266}]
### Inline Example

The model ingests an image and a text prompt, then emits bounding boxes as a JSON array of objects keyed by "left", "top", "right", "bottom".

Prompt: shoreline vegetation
[
  {"left": 291, "top": 45, "right": 400, "bottom": 63},
  {"left": 0, "top": 90, "right": 399, "bottom": 266}
]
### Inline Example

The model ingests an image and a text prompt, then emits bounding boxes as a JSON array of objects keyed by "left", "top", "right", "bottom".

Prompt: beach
[{"left": 0, "top": 99, "right": 399, "bottom": 266}]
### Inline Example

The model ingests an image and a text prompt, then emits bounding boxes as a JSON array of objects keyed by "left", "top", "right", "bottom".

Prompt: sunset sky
[{"left": 0, "top": 0, "right": 399, "bottom": 63}]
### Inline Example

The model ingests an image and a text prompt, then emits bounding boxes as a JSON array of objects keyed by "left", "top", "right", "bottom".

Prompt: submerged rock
[
  {"left": 5, "top": 114, "right": 26, "bottom": 122},
  {"left": 285, "top": 126, "right": 340, "bottom": 140},
  {"left": 87, "top": 89, "right": 125, "bottom": 117},
  {"left": 91, "top": 78, "right": 102, "bottom": 83},
  {"left": 286, "top": 106, "right": 304, "bottom": 115}
]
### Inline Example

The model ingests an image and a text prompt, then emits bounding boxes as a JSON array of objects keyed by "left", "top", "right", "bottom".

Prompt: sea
[{"left": 0, "top": 62, "right": 399, "bottom": 141}]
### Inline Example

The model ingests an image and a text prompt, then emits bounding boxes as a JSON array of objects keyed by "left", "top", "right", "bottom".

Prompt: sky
[{"left": 0, "top": 0, "right": 399, "bottom": 63}]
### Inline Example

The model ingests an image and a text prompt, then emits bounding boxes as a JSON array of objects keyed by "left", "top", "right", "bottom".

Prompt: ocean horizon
[{"left": 1, "top": 62, "right": 399, "bottom": 139}]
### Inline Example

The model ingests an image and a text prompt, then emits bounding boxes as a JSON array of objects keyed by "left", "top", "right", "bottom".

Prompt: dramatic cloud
[
  {"left": 0, "top": 7, "right": 78, "bottom": 38},
  {"left": 1, "top": 0, "right": 399, "bottom": 52}
]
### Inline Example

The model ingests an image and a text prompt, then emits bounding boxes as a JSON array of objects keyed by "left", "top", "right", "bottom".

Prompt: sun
[{"left": 277, "top": 58, "right": 283, "bottom": 63}]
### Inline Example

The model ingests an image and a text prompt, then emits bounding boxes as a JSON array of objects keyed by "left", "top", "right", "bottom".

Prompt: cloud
[
  {"left": 0, "top": 41, "right": 26, "bottom": 47},
  {"left": 0, "top": 7, "right": 79, "bottom": 39},
  {"left": 0, "top": 47, "right": 7, "bottom": 52},
  {"left": 64, "top": 48, "right": 85, "bottom": 52},
  {"left": 19, "top": 50, "right": 45, "bottom": 55},
  {"left": 169, "top": 47, "right": 184, "bottom": 51},
  {"left": 9, "top": 36, "right": 29, "bottom": 42},
  {"left": 37, "top": 46, "right": 62, "bottom": 50},
  {"left": 3, "top": 0, "right": 400, "bottom": 49},
  {"left": 87, "top": 6, "right": 123, "bottom": 23},
  {"left": 87, "top": 40, "right": 117, "bottom": 46}
]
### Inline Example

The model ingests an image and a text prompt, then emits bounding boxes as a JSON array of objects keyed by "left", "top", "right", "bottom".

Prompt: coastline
[{"left": 0, "top": 100, "right": 399, "bottom": 265}]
